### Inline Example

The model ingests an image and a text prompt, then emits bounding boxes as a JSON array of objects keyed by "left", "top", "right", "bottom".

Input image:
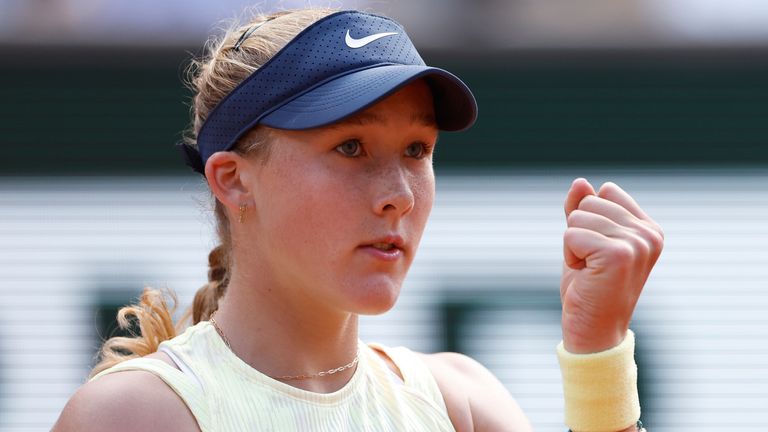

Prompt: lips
[
  {"left": 359, "top": 235, "right": 406, "bottom": 261},
  {"left": 362, "top": 235, "right": 405, "bottom": 251},
  {"left": 371, "top": 242, "right": 396, "bottom": 251}
]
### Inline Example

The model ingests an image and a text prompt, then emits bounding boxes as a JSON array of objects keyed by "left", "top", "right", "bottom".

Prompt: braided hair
[{"left": 89, "top": 6, "right": 339, "bottom": 379}]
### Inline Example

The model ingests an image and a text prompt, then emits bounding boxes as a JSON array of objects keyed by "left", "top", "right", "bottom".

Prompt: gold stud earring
[{"left": 238, "top": 203, "right": 247, "bottom": 224}]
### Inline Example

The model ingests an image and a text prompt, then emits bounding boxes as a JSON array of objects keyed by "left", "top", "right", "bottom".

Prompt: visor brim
[{"left": 259, "top": 64, "right": 477, "bottom": 132}]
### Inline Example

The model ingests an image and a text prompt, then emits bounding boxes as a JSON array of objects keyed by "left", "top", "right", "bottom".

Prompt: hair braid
[
  {"left": 192, "top": 244, "right": 230, "bottom": 323},
  {"left": 88, "top": 7, "right": 338, "bottom": 380}
]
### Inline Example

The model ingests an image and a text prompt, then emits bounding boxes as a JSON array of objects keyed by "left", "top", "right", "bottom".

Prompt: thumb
[{"left": 564, "top": 227, "right": 607, "bottom": 270}]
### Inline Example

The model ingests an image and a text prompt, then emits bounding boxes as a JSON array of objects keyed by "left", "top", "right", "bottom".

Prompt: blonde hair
[{"left": 89, "top": 6, "right": 339, "bottom": 378}]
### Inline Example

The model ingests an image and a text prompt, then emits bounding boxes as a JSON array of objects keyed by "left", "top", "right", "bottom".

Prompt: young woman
[{"left": 53, "top": 7, "right": 663, "bottom": 432}]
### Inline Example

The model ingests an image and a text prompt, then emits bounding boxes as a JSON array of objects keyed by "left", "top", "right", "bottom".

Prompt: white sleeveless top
[{"left": 89, "top": 321, "right": 456, "bottom": 432}]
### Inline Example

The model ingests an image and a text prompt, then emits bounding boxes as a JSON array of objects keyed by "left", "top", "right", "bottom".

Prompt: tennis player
[{"left": 53, "top": 7, "right": 663, "bottom": 432}]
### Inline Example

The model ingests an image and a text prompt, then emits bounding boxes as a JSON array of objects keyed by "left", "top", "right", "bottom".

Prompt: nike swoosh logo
[{"left": 345, "top": 30, "right": 398, "bottom": 48}]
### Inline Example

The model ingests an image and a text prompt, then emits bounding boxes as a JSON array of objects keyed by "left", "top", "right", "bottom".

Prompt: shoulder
[
  {"left": 417, "top": 351, "right": 533, "bottom": 432},
  {"left": 52, "top": 353, "right": 200, "bottom": 432}
]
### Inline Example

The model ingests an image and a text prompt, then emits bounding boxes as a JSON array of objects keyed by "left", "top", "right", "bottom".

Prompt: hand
[{"left": 561, "top": 178, "right": 664, "bottom": 354}]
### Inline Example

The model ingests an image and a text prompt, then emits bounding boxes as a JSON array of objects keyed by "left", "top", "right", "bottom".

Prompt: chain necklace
[{"left": 209, "top": 312, "right": 360, "bottom": 381}]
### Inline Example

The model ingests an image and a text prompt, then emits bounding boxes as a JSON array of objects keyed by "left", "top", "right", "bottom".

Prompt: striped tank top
[{"left": 89, "top": 321, "right": 456, "bottom": 432}]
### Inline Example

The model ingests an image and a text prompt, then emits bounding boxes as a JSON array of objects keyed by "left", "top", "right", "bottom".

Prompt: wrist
[
  {"left": 557, "top": 329, "right": 640, "bottom": 432},
  {"left": 562, "top": 322, "right": 628, "bottom": 354},
  {"left": 569, "top": 420, "right": 645, "bottom": 432}
]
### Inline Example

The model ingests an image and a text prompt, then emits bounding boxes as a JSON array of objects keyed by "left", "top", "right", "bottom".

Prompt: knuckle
[
  {"left": 637, "top": 222, "right": 665, "bottom": 252},
  {"left": 609, "top": 241, "right": 636, "bottom": 262},
  {"left": 599, "top": 181, "right": 618, "bottom": 196},
  {"left": 563, "top": 226, "right": 583, "bottom": 244},
  {"left": 577, "top": 195, "right": 596, "bottom": 210},
  {"left": 567, "top": 209, "right": 586, "bottom": 226},
  {"left": 645, "top": 219, "right": 664, "bottom": 239},
  {"left": 633, "top": 234, "right": 652, "bottom": 257},
  {"left": 563, "top": 226, "right": 577, "bottom": 241},
  {"left": 648, "top": 229, "right": 665, "bottom": 252},
  {"left": 620, "top": 232, "right": 649, "bottom": 258}
]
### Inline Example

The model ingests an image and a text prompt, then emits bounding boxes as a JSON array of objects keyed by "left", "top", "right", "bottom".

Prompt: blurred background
[{"left": 1, "top": 0, "right": 767, "bottom": 431}]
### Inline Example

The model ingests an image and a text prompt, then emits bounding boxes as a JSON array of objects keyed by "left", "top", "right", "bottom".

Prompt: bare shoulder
[
  {"left": 52, "top": 353, "right": 200, "bottom": 432},
  {"left": 418, "top": 351, "right": 533, "bottom": 432}
]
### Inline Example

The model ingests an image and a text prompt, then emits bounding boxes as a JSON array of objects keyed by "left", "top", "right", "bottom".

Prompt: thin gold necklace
[{"left": 209, "top": 312, "right": 360, "bottom": 381}]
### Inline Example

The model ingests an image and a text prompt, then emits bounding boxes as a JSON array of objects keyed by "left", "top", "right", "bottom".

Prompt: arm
[
  {"left": 560, "top": 178, "right": 664, "bottom": 432},
  {"left": 424, "top": 350, "right": 643, "bottom": 432},
  {"left": 52, "top": 370, "right": 200, "bottom": 432},
  {"left": 426, "top": 180, "right": 660, "bottom": 432},
  {"left": 421, "top": 351, "right": 533, "bottom": 432},
  {"left": 561, "top": 179, "right": 663, "bottom": 354},
  {"left": 424, "top": 179, "right": 664, "bottom": 432}
]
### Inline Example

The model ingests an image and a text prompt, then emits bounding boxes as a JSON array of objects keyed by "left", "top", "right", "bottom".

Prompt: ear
[{"left": 205, "top": 151, "right": 255, "bottom": 212}]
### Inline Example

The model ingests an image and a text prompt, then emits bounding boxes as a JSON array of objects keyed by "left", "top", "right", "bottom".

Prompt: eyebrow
[{"left": 325, "top": 111, "right": 437, "bottom": 129}]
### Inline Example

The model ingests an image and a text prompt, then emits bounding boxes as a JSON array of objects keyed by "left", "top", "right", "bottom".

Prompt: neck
[{"left": 212, "top": 268, "right": 360, "bottom": 393}]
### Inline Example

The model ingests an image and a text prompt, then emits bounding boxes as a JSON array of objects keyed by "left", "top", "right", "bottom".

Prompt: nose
[{"left": 372, "top": 164, "right": 415, "bottom": 217}]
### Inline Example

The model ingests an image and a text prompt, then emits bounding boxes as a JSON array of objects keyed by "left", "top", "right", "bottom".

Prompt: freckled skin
[{"left": 243, "top": 80, "right": 438, "bottom": 316}]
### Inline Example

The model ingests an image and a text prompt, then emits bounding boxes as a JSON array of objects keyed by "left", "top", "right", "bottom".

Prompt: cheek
[
  {"left": 409, "top": 167, "right": 436, "bottom": 232},
  {"left": 263, "top": 157, "right": 360, "bottom": 257},
  {"left": 258, "top": 154, "right": 434, "bottom": 271}
]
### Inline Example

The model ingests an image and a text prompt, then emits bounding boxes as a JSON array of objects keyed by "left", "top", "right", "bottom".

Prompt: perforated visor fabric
[
  {"left": 260, "top": 64, "right": 475, "bottom": 130},
  {"left": 195, "top": 10, "right": 478, "bottom": 166}
]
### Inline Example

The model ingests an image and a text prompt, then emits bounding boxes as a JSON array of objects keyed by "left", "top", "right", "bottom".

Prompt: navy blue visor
[{"left": 180, "top": 10, "right": 478, "bottom": 175}]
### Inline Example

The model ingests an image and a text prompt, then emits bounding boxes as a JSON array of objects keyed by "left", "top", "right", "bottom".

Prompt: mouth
[
  {"left": 370, "top": 242, "right": 397, "bottom": 251},
  {"left": 359, "top": 235, "right": 406, "bottom": 261}
]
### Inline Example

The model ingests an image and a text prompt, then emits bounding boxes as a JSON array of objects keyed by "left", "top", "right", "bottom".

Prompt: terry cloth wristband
[{"left": 557, "top": 329, "right": 640, "bottom": 432}]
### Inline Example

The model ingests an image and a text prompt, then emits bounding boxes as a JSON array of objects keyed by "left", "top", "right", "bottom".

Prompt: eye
[
  {"left": 335, "top": 139, "right": 364, "bottom": 157},
  {"left": 405, "top": 141, "right": 431, "bottom": 159}
]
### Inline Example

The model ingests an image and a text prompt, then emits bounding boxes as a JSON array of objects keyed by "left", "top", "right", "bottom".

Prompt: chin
[{"left": 343, "top": 276, "right": 403, "bottom": 315}]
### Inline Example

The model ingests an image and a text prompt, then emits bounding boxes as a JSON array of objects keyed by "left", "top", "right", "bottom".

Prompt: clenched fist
[{"left": 561, "top": 178, "right": 664, "bottom": 354}]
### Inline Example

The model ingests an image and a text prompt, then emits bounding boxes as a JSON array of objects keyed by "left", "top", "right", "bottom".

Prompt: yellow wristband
[{"left": 557, "top": 329, "right": 640, "bottom": 432}]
